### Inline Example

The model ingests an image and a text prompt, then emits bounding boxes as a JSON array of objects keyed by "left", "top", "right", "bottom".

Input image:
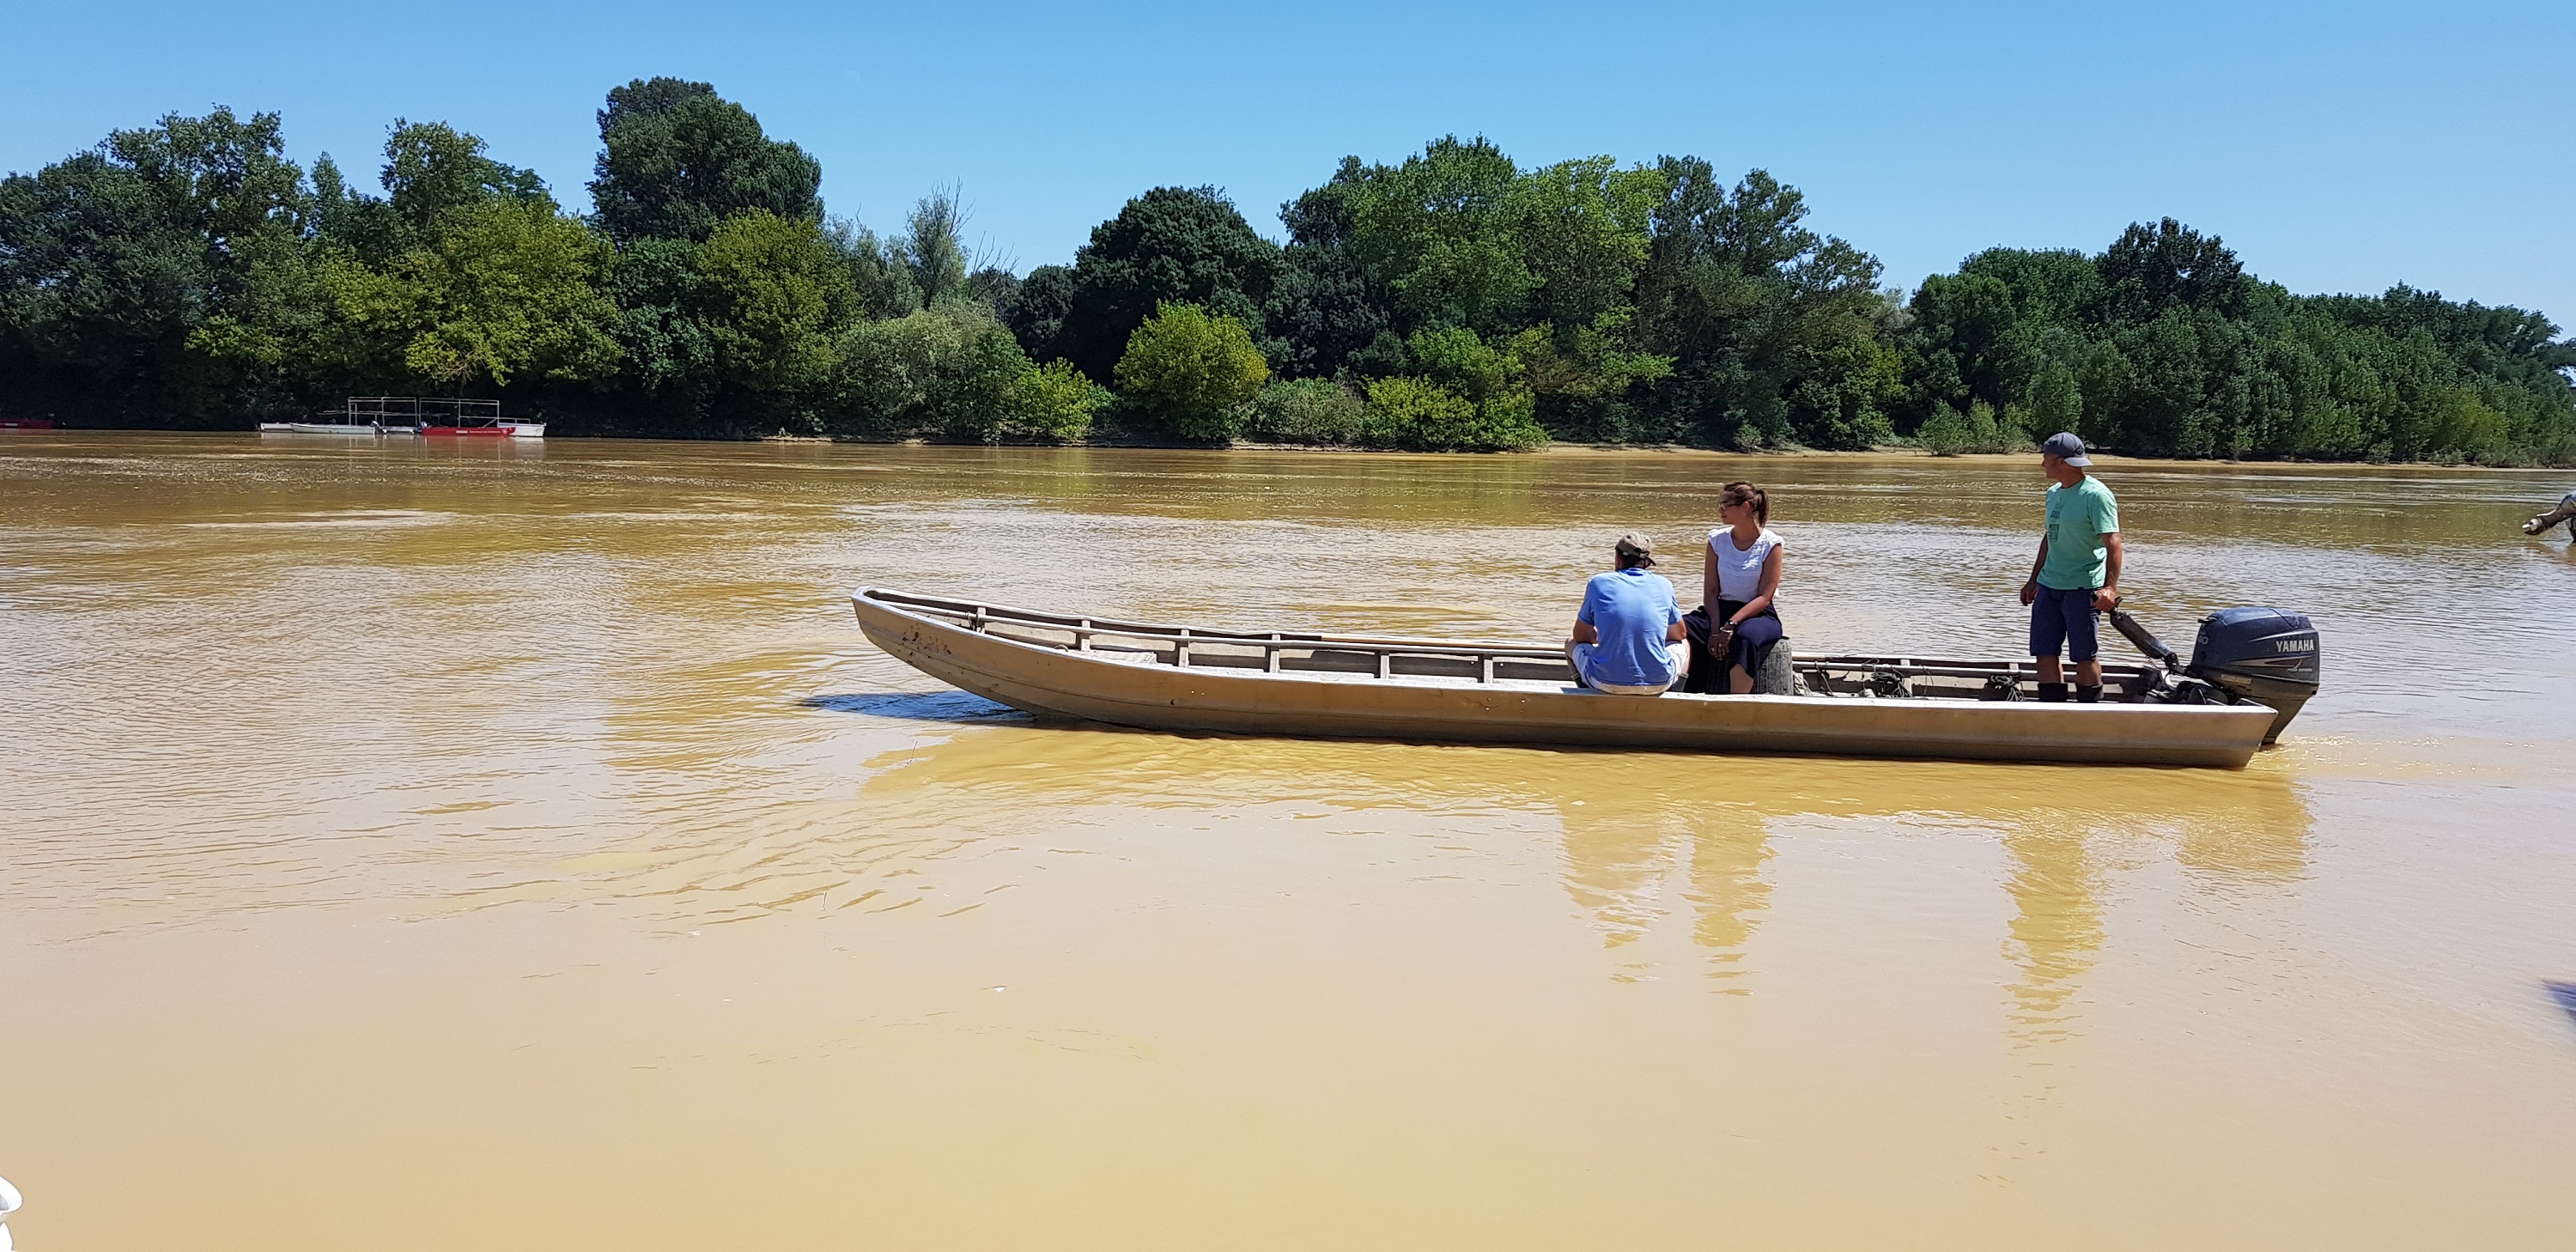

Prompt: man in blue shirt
[
  {"left": 1568, "top": 532, "right": 1688, "bottom": 695},
  {"left": 2019, "top": 432, "right": 2123, "bottom": 702}
]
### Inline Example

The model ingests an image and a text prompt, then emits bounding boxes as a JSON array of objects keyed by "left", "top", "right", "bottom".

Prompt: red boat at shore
[
  {"left": 419, "top": 421, "right": 546, "bottom": 438},
  {"left": 0, "top": 417, "right": 58, "bottom": 429}
]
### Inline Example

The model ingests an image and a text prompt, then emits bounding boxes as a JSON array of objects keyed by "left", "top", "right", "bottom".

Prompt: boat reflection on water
[
  {"left": 410, "top": 434, "right": 548, "bottom": 460},
  {"left": 1534, "top": 757, "right": 2310, "bottom": 1022},
  {"left": 841, "top": 708, "right": 2312, "bottom": 1035}
]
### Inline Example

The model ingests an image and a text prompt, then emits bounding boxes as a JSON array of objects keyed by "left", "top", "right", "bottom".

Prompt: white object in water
[{"left": 0, "top": 1174, "right": 21, "bottom": 1251}]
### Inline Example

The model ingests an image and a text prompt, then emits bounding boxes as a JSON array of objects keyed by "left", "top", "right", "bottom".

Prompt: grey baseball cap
[
  {"left": 2041, "top": 431, "right": 2092, "bottom": 465},
  {"left": 1614, "top": 532, "right": 1657, "bottom": 568}
]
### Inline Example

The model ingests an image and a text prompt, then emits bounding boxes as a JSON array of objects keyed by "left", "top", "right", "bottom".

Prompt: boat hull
[
  {"left": 258, "top": 422, "right": 383, "bottom": 435},
  {"left": 418, "top": 422, "right": 544, "bottom": 438},
  {"left": 851, "top": 590, "right": 2278, "bottom": 768}
]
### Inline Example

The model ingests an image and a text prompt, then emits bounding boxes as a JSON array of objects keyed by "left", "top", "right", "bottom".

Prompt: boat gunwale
[
  {"left": 853, "top": 586, "right": 2170, "bottom": 690},
  {"left": 860, "top": 586, "right": 1562, "bottom": 653}
]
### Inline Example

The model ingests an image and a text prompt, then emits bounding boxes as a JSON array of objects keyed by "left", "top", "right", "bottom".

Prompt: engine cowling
[{"left": 2187, "top": 607, "right": 2319, "bottom": 744}]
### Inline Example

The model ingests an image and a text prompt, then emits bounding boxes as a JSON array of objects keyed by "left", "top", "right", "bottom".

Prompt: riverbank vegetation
[{"left": 5, "top": 80, "right": 2572, "bottom": 463}]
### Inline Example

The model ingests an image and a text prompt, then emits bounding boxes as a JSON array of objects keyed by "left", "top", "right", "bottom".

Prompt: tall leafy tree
[
  {"left": 1516, "top": 155, "right": 1664, "bottom": 333},
  {"left": 0, "top": 155, "right": 206, "bottom": 422},
  {"left": 381, "top": 120, "right": 548, "bottom": 242},
  {"left": 2093, "top": 217, "right": 2249, "bottom": 325},
  {"left": 1902, "top": 246, "right": 2100, "bottom": 426},
  {"left": 598, "top": 236, "right": 719, "bottom": 419},
  {"left": 324, "top": 197, "right": 622, "bottom": 390},
  {"left": 1264, "top": 159, "right": 1389, "bottom": 379},
  {"left": 1634, "top": 161, "right": 1893, "bottom": 447},
  {"left": 597, "top": 206, "right": 860, "bottom": 434},
  {"left": 899, "top": 188, "right": 969, "bottom": 310},
  {"left": 965, "top": 265, "right": 1022, "bottom": 316},
  {"left": 0, "top": 107, "right": 309, "bottom": 424},
  {"left": 693, "top": 209, "right": 856, "bottom": 395},
  {"left": 1343, "top": 137, "right": 1533, "bottom": 337},
  {"left": 824, "top": 216, "right": 920, "bottom": 319},
  {"left": 589, "top": 78, "right": 823, "bottom": 245},
  {"left": 1003, "top": 264, "right": 1077, "bottom": 364},
  {"left": 1273, "top": 140, "right": 1668, "bottom": 430},
  {"left": 1019, "top": 186, "right": 1280, "bottom": 382},
  {"left": 191, "top": 120, "right": 616, "bottom": 406}
]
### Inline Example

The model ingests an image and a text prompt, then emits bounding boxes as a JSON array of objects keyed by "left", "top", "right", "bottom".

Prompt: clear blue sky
[{"left": 8, "top": 0, "right": 2569, "bottom": 321}]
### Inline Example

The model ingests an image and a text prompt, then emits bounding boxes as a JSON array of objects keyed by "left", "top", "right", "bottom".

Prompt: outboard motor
[
  {"left": 2111, "top": 605, "right": 2321, "bottom": 745},
  {"left": 2186, "top": 608, "right": 2320, "bottom": 744}
]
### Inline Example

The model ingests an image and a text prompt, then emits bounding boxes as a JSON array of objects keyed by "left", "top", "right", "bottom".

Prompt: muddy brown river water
[{"left": 3, "top": 433, "right": 2573, "bottom": 1249}]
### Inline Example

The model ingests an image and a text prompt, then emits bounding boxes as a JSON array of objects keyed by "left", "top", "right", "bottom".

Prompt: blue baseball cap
[{"left": 2041, "top": 432, "right": 2091, "bottom": 465}]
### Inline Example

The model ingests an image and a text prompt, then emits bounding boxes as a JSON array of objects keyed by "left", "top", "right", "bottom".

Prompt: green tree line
[{"left": 5, "top": 81, "right": 2572, "bottom": 462}]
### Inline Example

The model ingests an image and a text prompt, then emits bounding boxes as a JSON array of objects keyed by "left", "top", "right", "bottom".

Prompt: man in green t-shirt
[{"left": 2017, "top": 432, "right": 2123, "bottom": 702}]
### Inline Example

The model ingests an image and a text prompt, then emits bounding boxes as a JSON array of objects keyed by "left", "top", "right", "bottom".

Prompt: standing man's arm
[
  {"left": 2020, "top": 538, "right": 2049, "bottom": 606},
  {"left": 2090, "top": 489, "right": 2123, "bottom": 610},
  {"left": 2093, "top": 532, "right": 2123, "bottom": 611}
]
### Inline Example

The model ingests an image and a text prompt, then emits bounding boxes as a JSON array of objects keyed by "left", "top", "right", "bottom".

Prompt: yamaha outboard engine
[
  {"left": 2187, "top": 608, "right": 2320, "bottom": 743},
  {"left": 2111, "top": 605, "right": 2321, "bottom": 745}
]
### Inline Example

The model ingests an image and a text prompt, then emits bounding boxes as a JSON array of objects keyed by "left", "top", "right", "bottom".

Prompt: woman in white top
[{"left": 1692, "top": 480, "right": 1786, "bottom": 694}]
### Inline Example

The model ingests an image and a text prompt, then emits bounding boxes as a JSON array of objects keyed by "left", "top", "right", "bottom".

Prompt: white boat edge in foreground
[{"left": 850, "top": 588, "right": 2281, "bottom": 768}]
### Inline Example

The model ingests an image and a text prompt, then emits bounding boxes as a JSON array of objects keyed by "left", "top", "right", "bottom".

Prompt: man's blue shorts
[{"left": 2030, "top": 584, "right": 2100, "bottom": 662}]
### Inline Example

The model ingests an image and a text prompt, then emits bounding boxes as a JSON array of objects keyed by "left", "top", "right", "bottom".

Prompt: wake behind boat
[{"left": 849, "top": 588, "right": 2320, "bottom": 768}]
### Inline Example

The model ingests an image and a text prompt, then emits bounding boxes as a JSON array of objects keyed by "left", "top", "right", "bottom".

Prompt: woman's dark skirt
[{"left": 1681, "top": 600, "right": 1784, "bottom": 695}]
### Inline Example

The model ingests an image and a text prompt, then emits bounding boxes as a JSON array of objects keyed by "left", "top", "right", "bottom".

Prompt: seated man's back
[{"left": 1577, "top": 565, "right": 1683, "bottom": 691}]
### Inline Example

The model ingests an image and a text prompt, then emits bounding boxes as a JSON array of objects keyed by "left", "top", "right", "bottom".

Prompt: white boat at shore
[
  {"left": 258, "top": 419, "right": 407, "bottom": 435},
  {"left": 850, "top": 588, "right": 2318, "bottom": 769}
]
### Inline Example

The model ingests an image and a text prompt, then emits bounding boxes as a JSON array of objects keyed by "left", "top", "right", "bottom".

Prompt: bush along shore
[{"left": 5, "top": 78, "right": 2573, "bottom": 464}]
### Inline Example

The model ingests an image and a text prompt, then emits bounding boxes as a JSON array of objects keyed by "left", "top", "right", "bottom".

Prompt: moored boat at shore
[
  {"left": 418, "top": 421, "right": 546, "bottom": 437},
  {"left": 335, "top": 397, "right": 544, "bottom": 438},
  {"left": 258, "top": 418, "right": 394, "bottom": 435},
  {"left": 850, "top": 588, "right": 2318, "bottom": 769}
]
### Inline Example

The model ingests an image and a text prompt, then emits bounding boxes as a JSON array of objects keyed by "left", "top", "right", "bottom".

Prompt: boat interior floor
[{"left": 965, "top": 617, "right": 2166, "bottom": 704}]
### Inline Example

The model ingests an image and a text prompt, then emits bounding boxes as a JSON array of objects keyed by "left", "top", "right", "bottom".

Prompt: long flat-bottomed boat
[
  {"left": 851, "top": 588, "right": 2322, "bottom": 769},
  {"left": 304, "top": 396, "right": 544, "bottom": 438}
]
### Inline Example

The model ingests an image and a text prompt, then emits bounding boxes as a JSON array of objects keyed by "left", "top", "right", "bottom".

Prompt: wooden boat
[
  {"left": 849, "top": 588, "right": 2290, "bottom": 768},
  {"left": 0, "top": 417, "right": 56, "bottom": 429}
]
